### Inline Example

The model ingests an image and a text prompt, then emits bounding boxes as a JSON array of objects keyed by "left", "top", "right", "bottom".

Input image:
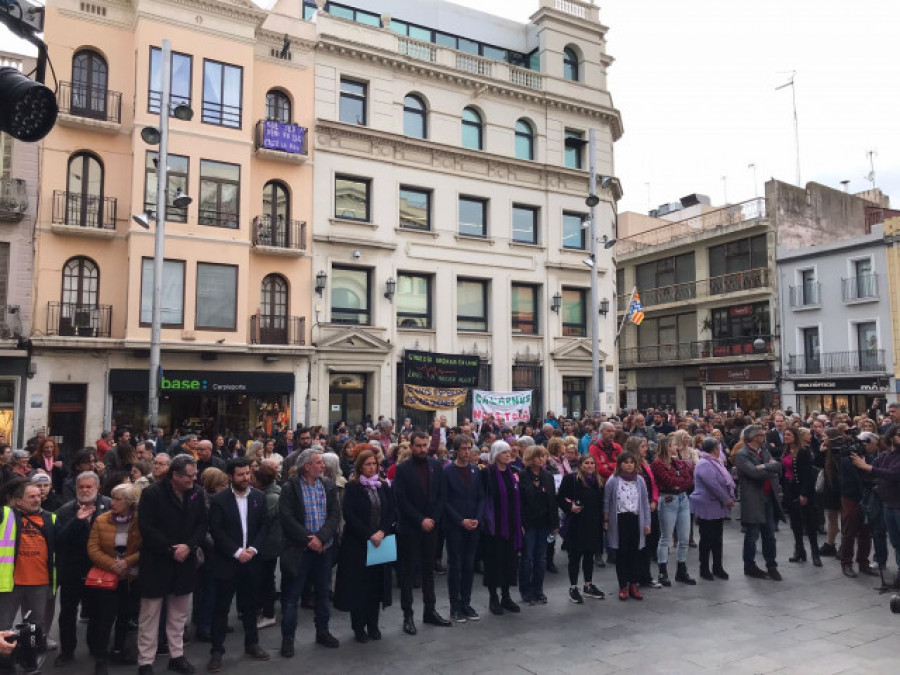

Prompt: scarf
[
  {"left": 585, "top": 474, "right": 598, "bottom": 487},
  {"left": 359, "top": 474, "right": 382, "bottom": 490},
  {"left": 113, "top": 511, "right": 134, "bottom": 524},
  {"left": 618, "top": 470, "right": 638, "bottom": 482},
  {"left": 493, "top": 464, "right": 522, "bottom": 548}
]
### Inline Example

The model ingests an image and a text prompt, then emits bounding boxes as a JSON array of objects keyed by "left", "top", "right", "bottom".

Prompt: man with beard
[
  {"left": 53, "top": 472, "right": 110, "bottom": 666},
  {"left": 282, "top": 427, "right": 313, "bottom": 478}
]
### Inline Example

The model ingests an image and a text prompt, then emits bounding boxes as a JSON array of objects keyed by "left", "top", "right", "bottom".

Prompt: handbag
[{"left": 85, "top": 566, "right": 119, "bottom": 590}]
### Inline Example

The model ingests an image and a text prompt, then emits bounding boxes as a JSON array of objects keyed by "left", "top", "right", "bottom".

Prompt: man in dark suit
[
  {"left": 443, "top": 435, "right": 485, "bottom": 623},
  {"left": 206, "top": 458, "right": 270, "bottom": 672},
  {"left": 765, "top": 412, "right": 787, "bottom": 460},
  {"left": 393, "top": 431, "right": 451, "bottom": 635}
]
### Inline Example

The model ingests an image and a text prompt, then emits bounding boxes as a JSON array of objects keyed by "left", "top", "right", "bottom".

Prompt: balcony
[
  {"left": 619, "top": 335, "right": 775, "bottom": 366},
  {"left": 56, "top": 82, "right": 122, "bottom": 131},
  {"left": 249, "top": 314, "right": 305, "bottom": 346},
  {"left": 0, "top": 178, "right": 27, "bottom": 221},
  {"left": 789, "top": 282, "right": 821, "bottom": 309},
  {"left": 786, "top": 350, "right": 885, "bottom": 375},
  {"left": 252, "top": 216, "right": 307, "bottom": 256},
  {"left": 617, "top": 267, "right": 770, "bottom": 312},
  {"left": 46, "top": 302, "right": 112, "bottom": 338},
  {"left": 841, "top": 274, "right": 879, "bottom": 302},
  {"left": 51, "top": 191, "right": 117, "bottom": 234},
  {"left": 254, "top": 120, "right": 309, "bottom": 164}
]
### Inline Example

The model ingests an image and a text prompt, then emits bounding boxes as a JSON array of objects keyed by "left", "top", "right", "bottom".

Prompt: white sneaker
[
  {"left": 256, "top": 616, "right": 276, "bottom": 630},
  {"left": 45, "top": 637, "right": 58, "bottom": 651}
]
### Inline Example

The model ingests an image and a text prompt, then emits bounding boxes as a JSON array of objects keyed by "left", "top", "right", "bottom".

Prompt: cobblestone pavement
[{"left": 50, "top": 521, "right": 899, "bottom": 675}]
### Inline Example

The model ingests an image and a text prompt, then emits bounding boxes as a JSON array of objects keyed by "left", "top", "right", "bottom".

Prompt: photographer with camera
[
  {"left": 838, "top": 432, "right": 881, "bottom": 578},
  {"left": 0, "top": 631, "right": 14, "bottom": 655}
]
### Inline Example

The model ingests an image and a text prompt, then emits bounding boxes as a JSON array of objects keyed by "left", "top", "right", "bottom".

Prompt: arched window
[
  {"left": 259, "top": 274, "right": 289, "bottom": 344},
  {"left": 403, "top": 94, "right": 426, "bottom": 139},
  {"left": 71, "top": 49, "right": 108, "bottom": 119},
  {"left": 265, "top": 89, "right": 291, "bottom": 123},
  {"left": 261, "top": 180, "right": 290, "bottom": 247},
  {"left": 66, "top": 152, "right": 104, "bottom": 227},
  {"left": 461, "top": 107, "right": 483, "bottom": 150},
  {"left": 62, "top": 256, "right": 99, "bottom": 308},
  {"left": 563, "top": 46, "right": 580, "bottom": 82},
  {"left": 515, "top": 119, "right": 534, "bottom": 160}
]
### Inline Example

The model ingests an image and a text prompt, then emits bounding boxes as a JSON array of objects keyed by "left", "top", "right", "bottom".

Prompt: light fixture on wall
[
  {"left": 601, "top": 234, "right": 616, "bottom": 249},
  {"left": 599, "top": 298, "right": 610, "bottom": 317},
  {"left": 315, "top": 270, "right": 327, "bottom": 296},
  {"left": 384, "top": 277, "right": 396, "bottom": 302},
  {"left": 551, "top": 292, "right": 562, "bottom": 314}
]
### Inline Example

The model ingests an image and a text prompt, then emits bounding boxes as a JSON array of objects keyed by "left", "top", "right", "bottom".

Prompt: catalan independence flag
[{"left": 628, "top": 290, "right": 645, "bottom": 326}]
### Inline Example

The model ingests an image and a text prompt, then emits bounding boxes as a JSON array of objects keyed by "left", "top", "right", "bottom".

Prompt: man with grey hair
[
  {"left": 278, "top": 448, "right": 341, "bottom": 655},
  {"left": 735, "top": 425, "right": 784, "bottom": 580},
  {"left": 54, "top": 471, "right": 110, "bottom": 665},
  {"left": 151, "top": 452, "right": 171, "bottom": 483},
  {"left": 196, "top": 439, "right": 226, "bottom": 475}
]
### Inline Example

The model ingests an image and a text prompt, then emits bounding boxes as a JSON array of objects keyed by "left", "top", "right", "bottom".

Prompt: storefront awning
[{"left": 109, "top": 369, "right": 294, "bottom": 394}]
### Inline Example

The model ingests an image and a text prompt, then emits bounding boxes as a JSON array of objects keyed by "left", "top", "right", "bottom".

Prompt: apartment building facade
[
  {"left": 305, "top": 0, "right": 623, "bottom": 427},
  {"left": 27, "top": 0, "right": 317, "bottom": 453},
  {"left": 0, "top": 52, "right": 38, "bottom": 447},
  {"left": 616, "top": 180, "right": 881, "bottom": 414}
]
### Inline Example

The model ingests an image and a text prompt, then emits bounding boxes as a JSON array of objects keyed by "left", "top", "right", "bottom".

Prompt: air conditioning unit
[{"left": 73, "top": 309, "right": 94, "bottom": 328}]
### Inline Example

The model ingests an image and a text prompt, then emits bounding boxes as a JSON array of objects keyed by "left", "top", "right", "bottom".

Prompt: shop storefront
[
  {"left": 792, "top": 377, "right": 889, "bottom": 417},
  {"left": 109, "top": 369, "right": 294, "bottom": 439},
  {"left": 0, "top": 355, "right": 28, "bottom": 447},
  {"left": 705, "top": 364, "right": 778, "bottom": 412}
]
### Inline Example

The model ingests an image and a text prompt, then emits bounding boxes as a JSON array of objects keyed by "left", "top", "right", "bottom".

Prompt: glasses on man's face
[{"left": 178, "top": 471, "right": 198, "bottom": 480}]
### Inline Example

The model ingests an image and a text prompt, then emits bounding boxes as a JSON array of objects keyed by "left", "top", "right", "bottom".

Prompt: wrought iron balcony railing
[
  {"left": 786, "top": 350, "right": 885, "bottom": 375},
  {"left": 252, "top": 215, "right": 307, "bottom": 251},
  {"left": 249, "top": 314, "right": 305, "bottom": 345},
  {"left": 619, "top": 335, "right": 775, "bottom": 365},
  {"left": 46, "top": 302, "right": 112, "bottom": 338},
  {"left": 0, "top": 178, "right": 27, "bottom": 220},
  {"left": 52, "top": 191, "right": 117, "bottom": 230},
  {"left": 617, "top": 267, "right": 770, "bottom": 312},
  {"left": 57, "top": 82, "right": 122, "bottom": 123}
]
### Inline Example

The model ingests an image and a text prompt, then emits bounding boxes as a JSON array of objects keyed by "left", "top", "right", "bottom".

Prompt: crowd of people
[{"left": 0, "top": 402, "right": 898, "bottom": 675}]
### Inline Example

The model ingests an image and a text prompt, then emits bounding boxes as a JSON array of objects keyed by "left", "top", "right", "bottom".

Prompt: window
[
  {"left": 71, "top": 49, "right": 108, "bottom": 119},
  {"left": 459, "top": 197, "right": 487, "bottom": 238},
  {"left": 328, "top": 2, "right": 380, "bottom": 25},
  {"left": 708, "top": 234, "right": 767, "bottom": 278},
  {"left": 62, "top": 256, "right": 98, "bottom": 307},
  {"left": 462, "top": 107, "right": 483, "bottom": 150},
  {"left": 563, "top": 46, "right": 580, "bottom": 81},
  {"left": 149, "top": 47, "right": 192, "bottom": 114},
  {"left": 140, "top": 258, "right": 184, "bottom": 326},
  {"left": 515, "top": 119, "right": 534, "bottom": 160},
  {"left": 711, "top": 302, "right": 770, "bottom": 353},
  {"left": 0, "top": 244, "right": 8, "bottom": 307},
  {"left": 562, "top": 211, "right": 586, "bottom": 250},
  {"left": 196, "top": 263, "right": 237, "bottom": 330},
  {"left": 335, "top": 175, "right": 371, "bottom": 221},
  {"left": 397, "top": 273, "right": 432, "bottom": 329},
  {"left": 854, "top": 258, "right": 876, "bottom": 298},
  {"left": 457, "top": 279, "right": 488, "bottom": 331},
  {"left": 564, "top": 129, "right": 584, "bottom": 169},
  {"left": 857, "top": 321, "right": 878, "bottom": 370},
  {"left": 803, "top": 326, "right": 820, "bottom": 374},
  {"left": 260, "top": 180, "right": 290, "bottom": 246},
  {"left": 800, "top": 268, "right": 817, "bottom": 305},
  {"left": 144, "top": 151, "right": 189, "bottom": 223},
  {"left": 399, "top": 187, "right": 430, "bottom": 230},
  {"left": 265, "top": 89, "right": 291, "bottom": 123},
  {"left": 331, "top": 266, "right": 370, "bottom": 325},
  {"left": 512, "top": 361, "right": 542, "bottom": 422},
  {"left": 199, "top": 160, "right": 240, "bottom": 228},
  {"left": 65, "top": 152, "right": 104, "bottom": 227},
  {"left": 512, "top": 205, "right": 538, "bottom": 245},
  {"left": 562, "top": 288, "right": 587, "bottom": 337},
  {"left": 403, "top": 94, "right": 426, "bottom": 139},
  {"left": 202, "top": 59, "right": 242, "bottom": 128},
  {"left": 512, "top": 283, "right": 539, "bottom": 334},
  {"left": 563, "top": 377, "right": 587, "bottom": 419},
  {"left": 339, "top": 78, "right": 367, "bottom": 125},
  {"left": 259, "top": 274, "right": 289, "bottom": 343}
]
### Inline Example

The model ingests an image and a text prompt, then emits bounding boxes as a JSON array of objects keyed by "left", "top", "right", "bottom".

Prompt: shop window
[
  {"left": 196, "top": 263, "right": 237, "bottom": 330},
  {"left": 0, "top": 380, "right": 15, "bottom": 447}
]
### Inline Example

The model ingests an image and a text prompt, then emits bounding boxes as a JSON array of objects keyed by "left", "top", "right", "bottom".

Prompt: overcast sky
[{"left": 4, "top": 0, "right": 896, "bottom": 214}]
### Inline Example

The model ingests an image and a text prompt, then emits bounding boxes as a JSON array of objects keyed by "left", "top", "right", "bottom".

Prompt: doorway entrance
[
  {"left": 49, "top": 383, "right": 87, "bottom": 461},
  {"left": 329, "top": 373, "right": 368, "bottom": 429}
]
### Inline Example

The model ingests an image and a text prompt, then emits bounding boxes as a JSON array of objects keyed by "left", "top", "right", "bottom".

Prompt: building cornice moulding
[{"left": 149, "top": 0, "right": 268, "bottom": 24}]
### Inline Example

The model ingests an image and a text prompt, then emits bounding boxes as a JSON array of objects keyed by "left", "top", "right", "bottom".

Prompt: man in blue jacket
[{"left": 443, "top": 435, "right": 485, "bottom": 623}]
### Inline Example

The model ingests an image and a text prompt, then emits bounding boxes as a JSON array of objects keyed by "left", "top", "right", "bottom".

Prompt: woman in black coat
[
  {"left": 333, "top": 450, "right": 395, "bottom": 643},
  {"left": 557, "top": 454, "right": 605, "bottom": 603},
  {"left": 518, "top": 445, "right": 559, "bottom": 605},
  {"left": 781, "top": 427, "right": 820, "bottom": 566}
]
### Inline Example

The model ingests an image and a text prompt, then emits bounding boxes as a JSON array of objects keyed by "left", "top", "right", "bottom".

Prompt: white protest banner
[{"left": 472, "top": 390, "right": 533, "bottom": 426}]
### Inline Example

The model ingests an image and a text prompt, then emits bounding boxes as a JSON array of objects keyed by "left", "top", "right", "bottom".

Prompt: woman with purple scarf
[
  {"left": 480, "top": 440, "right": 523, "bottom": 615},
  {"left": 557, "top": 454, "right": 605, "bottom": 603},
  {"left": 689, "top": 437, "right": 736, "bottom": 581}
]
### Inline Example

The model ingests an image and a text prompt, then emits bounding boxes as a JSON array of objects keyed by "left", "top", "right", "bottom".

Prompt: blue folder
[{"left": 366, "top": 534, "right": 397, "bottom": 566}]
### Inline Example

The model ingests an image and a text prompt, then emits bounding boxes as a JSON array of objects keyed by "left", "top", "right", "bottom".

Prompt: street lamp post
[{"left": 587, "top": 129, "right": 601, "bottom": 416}]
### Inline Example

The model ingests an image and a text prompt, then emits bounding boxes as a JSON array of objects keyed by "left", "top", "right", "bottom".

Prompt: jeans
[
  {"left": 657, "top": 492, "right": 690, "bottom": 564},
  {"left": 743, "top": 494, "right": 778, "bottom": 569},
  {"left": 445, "top": 525, "right": 478, "bottom": 608},
  {"left": 883, "top": 506, "right": 900, "bottom": 570},
  {"left": 518, "top": 526, "right": 550, "bottom": 600},
  {"left": 281, "top": 548, "right": 333, "bottom": 638}
]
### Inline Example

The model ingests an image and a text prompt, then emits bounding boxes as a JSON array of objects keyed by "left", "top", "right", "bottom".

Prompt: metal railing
[
  {"left": 249, "top": 314, "right": 305, "bottom": 345},
  {"left": 46, "top": 302, "right": 112, "bottom": 338},
  {"left": 252, "top": 215, "right": 307, "bottom": 251},
  {"left": 198, "top": 209, "right": 238, "bottom": 229},
  {"left": 841, "top": 274, "right": 878, "bottom": 301},
  {"left": 0, "top": 178, "right": 27, "bottom": 220},
  {"left": 255, "top": 120, "right": 308, "bottom": 156},
  {"left": 617, "top": 267, "right": 770, "bottom": 311},
  {"left": 0, "top": 305, "right": 20, "bottom": 338},
  {"left": 789, "top": 282, "right": 821, "bottom": 308},
  {"left": 201, "top": 100, "right": 242, "bottom": 129},
  {"left": 619, "top": 334, "right": 775, "bottom": 365},
  {"left": 786, "top": 349, "right": 885, "bottom": 375},
  {"left": 618, "top": 198, "right": 767, "bottom": 255},
  {"left": 57, "top": 81, "right": 122, "bottom": 123},
  {"left": 51, "top": 191, "right": 117, "bottom": 230}
]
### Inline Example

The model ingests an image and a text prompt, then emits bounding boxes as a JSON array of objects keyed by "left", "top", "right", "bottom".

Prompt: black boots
[
  {"left": 789, "top": 546, "right": 807, "bottom": 563},
  {"left": 657, "top": 562, "right": 672, "bottom": 587},
  {"left": 675, "top": 562, "right": 696, "bottom": 585}
]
